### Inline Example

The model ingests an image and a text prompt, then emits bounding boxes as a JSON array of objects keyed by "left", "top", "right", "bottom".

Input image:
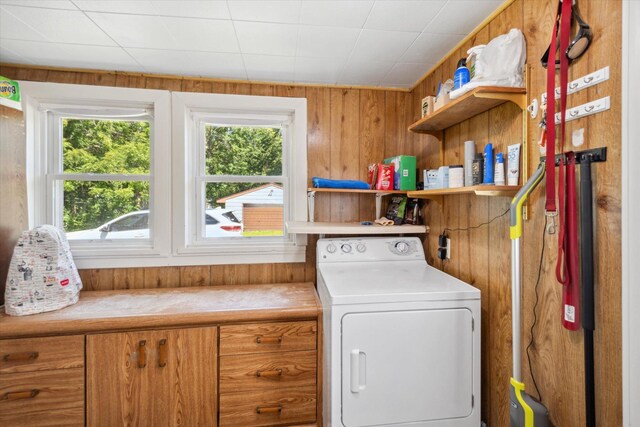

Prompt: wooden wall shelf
[
  {"left": 408, "top": 86, "right": 527, "bottom": 136},
  {"left": 407, "top": 185, "right": 520, "bottom": 202},
  {"left": 307, "top": 188, "right": 407, "bottom": 195}
]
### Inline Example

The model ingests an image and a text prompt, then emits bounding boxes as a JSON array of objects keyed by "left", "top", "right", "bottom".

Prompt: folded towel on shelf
[
  {"left": 374, "top": 217, "right": 394, "bottom": 226},
  {"left": 312, "top": 177, "right": 370, "bottom": 190}
]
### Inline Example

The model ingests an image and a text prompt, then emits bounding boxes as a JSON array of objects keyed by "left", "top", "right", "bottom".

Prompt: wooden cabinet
[
  {"left": 86, "top": 327, "right": 217, "bottom": 427},
  {"left": 219, "top": 321, "right": 318, "bottom": 427},
  {"left": 0, "top": 284, "right": 321, "bottom": 427},
  {"left": 0, "top": 335, "right": 85, "bottom": 427}
]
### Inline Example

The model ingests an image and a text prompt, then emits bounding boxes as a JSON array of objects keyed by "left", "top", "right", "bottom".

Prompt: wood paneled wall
[
  {"left": 0, "top": 65, "right": 417, "bottom": 293},
  {"left": 410, "top": 0, "right": 622, "bottom": 425},
  {"left": 0, "top": 0, "right": 622, "bottom": 423}
]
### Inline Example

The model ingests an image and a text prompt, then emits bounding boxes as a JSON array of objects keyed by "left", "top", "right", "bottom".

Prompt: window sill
[{"left": 72, "top": 247, "right": 307, "bottom": 269}]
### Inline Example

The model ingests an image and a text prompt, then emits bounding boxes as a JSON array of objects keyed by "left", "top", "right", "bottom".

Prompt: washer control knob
[
  {"left": 341, "top": 244, "right": 353, "bottom": 253},
  {"left": 326, "top": 243, "right": 337, "bottom": 254},
  {"left": 356, "top": 243, "right": 366, "bottom": 253},
  {"left": 395, "top": 241, "right": 409, "bottom": 254}
]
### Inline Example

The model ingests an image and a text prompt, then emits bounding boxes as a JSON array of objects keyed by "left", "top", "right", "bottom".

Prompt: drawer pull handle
[
  {"left": 256, "top": 368, "right": 283, "bottom": 378},
  {"left": 2, "top": 352, "right": 39, "bottom": 362},
  {"left": 138, "top": 340, "right": 147, "bottom": 368},
  {"left": 2, "top": 389, "right": 39, "bottom": 401},
  {"left": 158, "top": 339, "right": 167, "bottom": 368},
  {"left": 256, "top": 404, "right": 282, "bottom": 414},
  {"left": 256, "top": 336, "right": 283, "bottom": 344}
]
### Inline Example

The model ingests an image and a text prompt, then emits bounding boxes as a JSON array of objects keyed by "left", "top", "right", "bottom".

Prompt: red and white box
[{"left": 375, "top": 163, "right": 394, "bottom": 190}]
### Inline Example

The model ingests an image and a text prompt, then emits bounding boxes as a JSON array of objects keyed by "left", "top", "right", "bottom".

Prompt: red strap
[
  {"left": 545, "top": 0, "right": 573, "bottom": 215},
  {"left": 561, "top": 153, "right": 580, "bottom": 330},
  {"left": 544, "top": 6, "right": 559, "bottom": 213},
  {"left": 559, "top": 0, "right": 571, "bottom": 159},
  {"left": 556, "top": 159, "right": 568, "bottom": 284}
]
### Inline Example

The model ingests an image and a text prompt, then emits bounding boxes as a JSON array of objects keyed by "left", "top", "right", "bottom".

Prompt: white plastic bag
[
  {"left": 4, "top": 225, "right": 82, "bottom": 316},
  {"left": 472, "top": 28, "right": 526, "bottom": 86},
  {"left": 450, "top": 29, "right": 526, "bottom": 99}
]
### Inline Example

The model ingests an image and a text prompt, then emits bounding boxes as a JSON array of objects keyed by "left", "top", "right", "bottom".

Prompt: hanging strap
[
  {"left": 545, "top": 4, "right": 559, "bottom": 215},
  {"left": 545, "top": 0, "right": 573, "bottom": 221},
  {"left": 560, "top": 152, "right": 581, "bottom": 330}
]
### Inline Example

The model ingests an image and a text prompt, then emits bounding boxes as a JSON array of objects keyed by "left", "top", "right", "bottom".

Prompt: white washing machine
[{"left": 317, "top": 237, "right": 481, "bottom": 427}]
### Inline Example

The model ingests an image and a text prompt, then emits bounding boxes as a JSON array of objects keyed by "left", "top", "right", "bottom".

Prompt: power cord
[
  {"left": 525, "top": 215, "right": 548, "bottom": 403},
  {"left": 442, "top": 207, "right": 510, "bottom": 235}
]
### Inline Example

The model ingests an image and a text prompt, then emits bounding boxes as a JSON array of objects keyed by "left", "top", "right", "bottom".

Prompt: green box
[{"left": 383, "top": 155, "right": 416, "bottom": 190}]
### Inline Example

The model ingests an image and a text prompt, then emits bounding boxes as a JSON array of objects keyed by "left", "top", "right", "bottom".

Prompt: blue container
[
  {"left": 454, "top": 58, "right": 470, "bottom": 90},
  {"left": 483, "top": 143, "right": 494, "bottom": 184}
]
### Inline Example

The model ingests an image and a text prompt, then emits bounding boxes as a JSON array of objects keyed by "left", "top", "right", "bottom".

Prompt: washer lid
[{"left": 318, "top": 261, "right": 480, "bottom": 305}]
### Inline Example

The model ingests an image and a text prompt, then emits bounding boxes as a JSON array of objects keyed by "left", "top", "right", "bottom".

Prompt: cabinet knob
[
  {"left": 256, "top": 404, "right": 282, "bottom": 414},
  {"left": 137, "top": 340, "right": 146, "bottom": 368},
  {"left": 2, "top": 389, "right": 39, "bottom": 401},
  {"left": 256, "top": 336, "right": 283, "bottom": 344},
  {"left": 158, "top": 339, "right": 167, "bottom": 368},
  {"left": 256, "top": 368, "right": 283, "bottom": 378},
  {"left": 2, "top": 351, "right": 39, "bottom": 362}
]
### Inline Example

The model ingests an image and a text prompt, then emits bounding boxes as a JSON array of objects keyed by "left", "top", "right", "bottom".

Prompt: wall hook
[{"left": 527, "top": 98, "right": 539, "bottom": 119}]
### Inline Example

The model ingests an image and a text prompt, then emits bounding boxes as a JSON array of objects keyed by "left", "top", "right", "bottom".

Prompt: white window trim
[
  {"left": 23, "top": 81, "right": 172, "bottom": 268},
  {"left": 171, "top": 91, "right": 307, "bottom": 265},
  {"left": 22, "top": 82, "right": 308, "bottom": 268}
]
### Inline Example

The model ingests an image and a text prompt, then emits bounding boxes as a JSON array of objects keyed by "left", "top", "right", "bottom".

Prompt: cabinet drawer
[
  {"left": 220, "top": 321, "right": 316, "bottom": 355},
  {"left": 220, "top": 350, "right": 316, "bottom": 393},
  {"left": 0, "top": 336, "right": 84, "bottom": 374},
  {"left": 219, "top": 385, "right": 316, "bottom": 427},
  {"left": 0, "top": 367, "right": 84, "bottom": 426}
]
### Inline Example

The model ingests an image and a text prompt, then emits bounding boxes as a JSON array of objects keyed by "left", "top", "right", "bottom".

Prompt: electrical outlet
[{"left": 446, "top": 238, "right": 451, "bottom": 259}]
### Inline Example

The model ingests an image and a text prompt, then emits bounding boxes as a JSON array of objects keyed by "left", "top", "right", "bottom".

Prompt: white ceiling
[{"left": 0, "top": 0, "right": 503, "bottom": 89}]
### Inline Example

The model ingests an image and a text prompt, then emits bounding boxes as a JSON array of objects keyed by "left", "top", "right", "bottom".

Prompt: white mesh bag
[{"left": 4, "top": 225, "right": 83, "bottom": 316}]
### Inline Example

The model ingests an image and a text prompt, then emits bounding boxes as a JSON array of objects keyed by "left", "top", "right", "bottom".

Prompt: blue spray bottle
[{"left": 483, "top": 143, "right": 494, "bottom": 184}]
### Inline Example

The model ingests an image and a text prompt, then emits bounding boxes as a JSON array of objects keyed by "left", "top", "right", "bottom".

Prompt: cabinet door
[{"left": 87, "top": 327, "right": 217, "bottom": 427}]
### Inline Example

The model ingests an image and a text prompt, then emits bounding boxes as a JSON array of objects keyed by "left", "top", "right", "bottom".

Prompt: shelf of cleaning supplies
[
  {"left": 407, "top": 185, "right": 521, "bottom": 201},
  {"left": 408, "top": 86, "right": 527, "bottom": 136},
  {"left": 286, "top": 221, "right": 428, "bottom": 235}
]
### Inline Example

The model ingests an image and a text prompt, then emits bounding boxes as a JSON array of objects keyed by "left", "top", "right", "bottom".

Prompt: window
[
  {"left": 172, "top": 92, "right": 307, "bottom": 264},
  {"left": 24, "top": 83, "right": 306, "bottom": 267},
  {"left": 23, "top": 81, "right": 171, "bottom": 266},
  {"left": 59, "top": 117, "right": 151, "bottom": 240}
]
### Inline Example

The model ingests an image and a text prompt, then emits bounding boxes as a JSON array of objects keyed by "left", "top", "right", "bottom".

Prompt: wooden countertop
[{"left": 0, "top": 282, "right": 320, "bottom": 339}]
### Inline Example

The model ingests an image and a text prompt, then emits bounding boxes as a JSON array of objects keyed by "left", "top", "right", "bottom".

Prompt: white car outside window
[{"left": 66, "top": 209, "right": 242, "bottom": 240}]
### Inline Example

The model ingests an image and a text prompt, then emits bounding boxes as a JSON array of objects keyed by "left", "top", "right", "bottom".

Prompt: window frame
[
  {"left": 23, "top": 83, "right": 308, "bottom": 268},
  {"left": 171, "top": 91, "right": 308, "bottom": 264},
  {"left": 23, "top": 81, "right": 172, "bottom": 267}
]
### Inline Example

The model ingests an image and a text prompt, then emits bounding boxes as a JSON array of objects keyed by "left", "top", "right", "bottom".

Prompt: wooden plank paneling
[
  {"left": 179, "top": 265, "right": 211, "bottom": 287},
  {"left": 0, "top": 3, "right": 623, "bottom": 422},
  {"left": 0, "top": 104, "right": 26, "bottom": 305},
  {"left": 329, "top": 88, "right": 360, "bottom": 222},
  {"left": 583, "top": 1, "right": 622, "bottom": 425},
  {"left": 112, "top": 268, "right": 145, "bottom": 290},
  {"left": 358, "top": 90, "right": 385, "bottom": 220},
  {"left": 142, "top": 267, "right": 180, "bottom": 289},
  {"left": 210, "top": 264, "right": 250, "bottom": 287},
  {"left": 409, "top": 1, "right": 621, "bottom": 426}
]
